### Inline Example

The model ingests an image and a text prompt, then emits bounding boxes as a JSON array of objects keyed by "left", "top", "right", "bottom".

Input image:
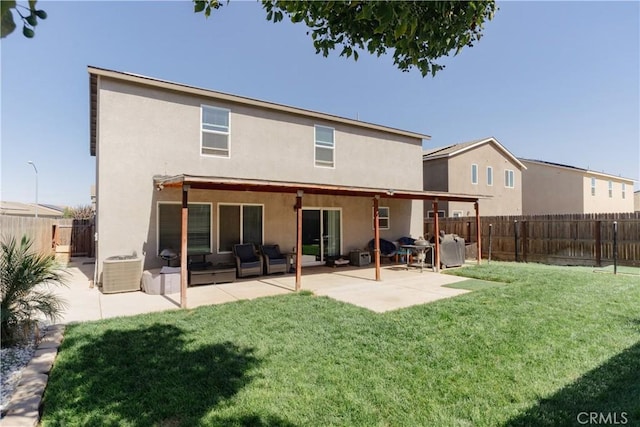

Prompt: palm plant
[{"left": 1, "top": 235, "right": 68, "bottom": 347}]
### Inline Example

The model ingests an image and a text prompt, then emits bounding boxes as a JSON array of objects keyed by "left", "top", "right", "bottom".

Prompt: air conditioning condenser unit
[{"left": 102, "top": 255, "right": 142, "bottom": 294}]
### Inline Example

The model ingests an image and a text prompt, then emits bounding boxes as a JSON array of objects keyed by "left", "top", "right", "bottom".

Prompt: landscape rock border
[{"left": 1, "top": 325, "right": 65, "bottom": 427}]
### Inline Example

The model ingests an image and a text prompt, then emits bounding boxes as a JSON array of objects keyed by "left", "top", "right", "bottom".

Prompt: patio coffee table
[{"left": 189, "top": 263, "right": 236, "bottom": 285}]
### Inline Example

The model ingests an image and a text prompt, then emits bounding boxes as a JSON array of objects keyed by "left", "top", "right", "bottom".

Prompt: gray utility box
[{"left": 349, "top": 250, "right": 371, "bottom": 267}]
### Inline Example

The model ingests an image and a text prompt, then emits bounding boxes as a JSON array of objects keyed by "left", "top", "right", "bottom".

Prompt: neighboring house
[
  {"left": 90, "top": 67, "right": 479, "bottom": 283},
  {"left": 422, "top": 137, "right": 525, "bottom": 217},
  {"left": 521, "top": 159, "right": 635, "bottom": 215},
  {"left": 0, "top": 201, "right": 64, "bottom": 218},
  {"left": 634, "top": 190, "right": 640, "bottom": 212}
]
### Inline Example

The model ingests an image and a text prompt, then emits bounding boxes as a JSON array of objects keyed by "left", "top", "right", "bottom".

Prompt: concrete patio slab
[
  {"left": 304, "top": 267, "right": 469, "bottom": 312},
  {"left": 55, "top": 258, "right": 473, "bottom": 322},
  {"left": 182, "top": 285, "right": 238, "bottom": 308},
  {"left": 99, "top": 291, "right": 181, "bottom": 319},
  {"left": 217, "top": 280, "right": 291, "bottom": 300}
]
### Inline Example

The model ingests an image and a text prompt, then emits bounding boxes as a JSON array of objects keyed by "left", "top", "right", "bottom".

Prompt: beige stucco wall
[
  {"left": 635, "top": 191, "right": 640, "bottom": 212},
  {"left": 99, "top": 78, "right": 423, "bottom": 190},
  {"left": 95, "top": 77, "right": 425, "bottom": 277},
  {"left": 423, "top": 143, "right": 522, "bottom": 217},
  {"left": 582, "top": 174, "right": 634, "bottom": 214},
  {"left": 522, "top": 161, "right": 584, "bottom": 214},
  {"left": 521, "top": 160, "right": 634, "bottom": 214}
]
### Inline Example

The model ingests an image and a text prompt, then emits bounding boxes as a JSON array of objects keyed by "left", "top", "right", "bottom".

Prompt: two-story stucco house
[
  {"left": 521, "top": 159, "right": 635, "bottom": 215},
  {"left": 89, "top": 66, "right": 481, "bottom": 296},
  {"left": 422, "top": 137, "right": 525, "bottom": 217}
]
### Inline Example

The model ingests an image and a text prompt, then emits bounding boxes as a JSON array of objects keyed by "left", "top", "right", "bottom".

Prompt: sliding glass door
[{"left": 302, "top": 208, "right": 341, "bottom": 261}]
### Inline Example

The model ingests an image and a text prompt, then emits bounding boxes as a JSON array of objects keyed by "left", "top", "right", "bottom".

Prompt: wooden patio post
[
  {"left": 373, "top": 195, "right": 381, "bottom": 281},
  {"left": 295, "top": 191, "right": 303, "bottom": 291},
  {"left": 433, "top": 199, "right": 440, "bottom": 272},
  {"left": 475, "top": 201, "right": 481, "bottom": 265},
  {"left": 180, "top": 184, "right": 190, "bottom": 309}
]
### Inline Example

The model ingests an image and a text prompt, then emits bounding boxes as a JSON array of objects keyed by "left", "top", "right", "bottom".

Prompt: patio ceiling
[{"left": 153, "top": 174, "right": 488, "bottom": 203}]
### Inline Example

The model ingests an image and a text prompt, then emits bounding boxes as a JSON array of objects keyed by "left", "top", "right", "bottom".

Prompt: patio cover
[{"left": 153, "top": 174, "right": 487, "bottom": 308}]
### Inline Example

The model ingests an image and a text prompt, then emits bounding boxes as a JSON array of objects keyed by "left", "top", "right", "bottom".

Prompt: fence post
[
  {"left": 488, "top": 223, "right": 492, "bottom": 263},
  {"left": 595, "top": 220, "right": 601, "bottom": 267},
  {"left": 522, "top": 220, "right": 528, "bottom": 263},
  {"left": 466, "top": 221, "right": 471, "bottom": 244},
  {"left": 613, "top": 221, "right": 618, "bottom": 274},
  {"left": 514, "top": 220, "right": 519, "bottom": 262}
]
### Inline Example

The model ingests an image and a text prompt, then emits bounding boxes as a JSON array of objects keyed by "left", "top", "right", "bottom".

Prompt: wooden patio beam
[{"left": 155, "top": 175, "right": 486, "bottom": 203}]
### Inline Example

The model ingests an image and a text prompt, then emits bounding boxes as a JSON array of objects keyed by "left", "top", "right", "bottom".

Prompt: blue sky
[{"left": 1, "top": 1, "right": 638, "bottom": 206}]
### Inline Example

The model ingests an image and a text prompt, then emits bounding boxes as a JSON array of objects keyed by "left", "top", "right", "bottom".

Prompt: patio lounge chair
[
  {"left": 367, "top": 238, "right": 397, "bottom": 263},
  {"left": 259, "top": 244, "right": 288, "bottom": 275},
  {"left": 232, "top": 243, "right": 263, "bottom": 277}
]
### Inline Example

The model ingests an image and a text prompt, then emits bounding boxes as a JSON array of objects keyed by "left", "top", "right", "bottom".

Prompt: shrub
[
  {"left": 63, "top": 205, "right": 94, "bottom": 220},
  {"left": 1, "top": 235, "right": 68, "bottom": 347}
]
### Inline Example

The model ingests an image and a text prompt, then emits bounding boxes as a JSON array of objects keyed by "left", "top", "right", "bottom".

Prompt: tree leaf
[
  {"left": 194, "top": 1, "right": 205, "bottom": 13},
  {"left": 394, "top": 21, "right": 407, "bottom": 39},
  {"left": 35, "top": 9, "right": 46, "bottom": 19}
]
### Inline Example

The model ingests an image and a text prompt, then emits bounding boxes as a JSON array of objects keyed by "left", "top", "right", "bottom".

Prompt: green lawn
[
  {"left": 593, "top": 264, "right": 640, "bottom": 276},
  {"left": 443, "top": 278, "right": 507, "bottom": 291},
  {"left": 41, "top": 262, "right": 639, "bottom": 427}
]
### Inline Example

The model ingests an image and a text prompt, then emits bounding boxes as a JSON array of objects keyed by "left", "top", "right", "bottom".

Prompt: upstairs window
[
  {"left": 315, "top": 125, "right": 335, "bottom": 168},
  {"left": 487, "top": 166, "right": 493, "bottom": 186},
  {"left": 505, "top": 169, "right": 515, "bottom": 188},
  {"left": 622, "top": 183, "right": 626, "bottom": 199},
  {"left": 608, "top": 181, "right": 613, "bottom": 198},
  {"left": 471, "top": 164, "right": 478, "bottom": 185},
  {"left": 201, "top": 105, "right": 230, "bottom": 157},
  {"left": 591, "top": 177, "right": 596, "bottom": 196}
]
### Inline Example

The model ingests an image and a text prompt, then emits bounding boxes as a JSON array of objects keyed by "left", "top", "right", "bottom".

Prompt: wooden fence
[
  {"left": 0, "top": 216, "right": 95, "bottom": 258},
  {"left": 425, "top": 212, "right": 640, "bottom": 267}
]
